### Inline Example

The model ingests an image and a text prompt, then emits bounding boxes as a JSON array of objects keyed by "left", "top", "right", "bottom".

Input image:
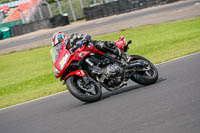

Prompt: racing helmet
[{"left": 51, "top": 32, "right": 67, "bottom": 47}]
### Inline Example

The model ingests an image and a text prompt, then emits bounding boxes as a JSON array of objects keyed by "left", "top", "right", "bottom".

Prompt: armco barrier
[
  {"left": 10, "top": 20, "right": 51, "bottom": 37},
  {"left": 10, "top": 14, "right": 70, "bottom": 37},
  {"left": 83, "top": 0, "right": 180, "bottom": 21},
  {"left": 49, "top": 14, "right": 70, "bottom": 28}
]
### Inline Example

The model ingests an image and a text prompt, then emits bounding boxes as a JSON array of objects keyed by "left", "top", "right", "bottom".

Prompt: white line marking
[
  {"left": 0, "top": 91, "right": 67, "bottom": 111},
  {"left": 25, "top": 36, "right": 35, "bottom": 40},
  {"left": 156, "top": 52, "right": 200, "bottom": 66},
  {"left": 0, "top": 52, "right": 199, "bottom": 111},
  {"left": 195, "top": 2, "right": 200, "bottom": 5},
  {"left": 95, "top": 20, "right": 110, "bottom": 24},
  {"left": 60, "top": 27, "right": 76, "bottom": 32}
]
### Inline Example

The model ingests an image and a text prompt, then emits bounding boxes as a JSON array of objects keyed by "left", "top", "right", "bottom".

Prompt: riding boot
[{"left": 95, "top": 41, "right": 130, "bottom": 62}]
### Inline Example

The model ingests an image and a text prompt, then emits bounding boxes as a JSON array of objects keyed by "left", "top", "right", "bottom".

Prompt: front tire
[
  {"left": 130, "top": 55, "right": 158, "bottom": 85},
  {"left": 66, "top": 76, "right": 102, "bottom": 103}
]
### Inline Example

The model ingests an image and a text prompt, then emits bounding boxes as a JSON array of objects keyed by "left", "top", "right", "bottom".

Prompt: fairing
[{"left": 51, "top": 43, "right": 104, "bottom": 79}]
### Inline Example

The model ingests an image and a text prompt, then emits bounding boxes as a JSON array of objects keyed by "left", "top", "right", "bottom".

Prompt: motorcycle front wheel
[
  {"left": 66, "top": 76, "right": 102, "bottom": 103},
  {"left": 130, "top": 55, "right": 158, "bottom": 85}
]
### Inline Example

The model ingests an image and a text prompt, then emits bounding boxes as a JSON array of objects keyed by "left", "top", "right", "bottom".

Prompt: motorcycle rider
[{"left": 51, "top": 32, "right": 127, "bottom": 61}]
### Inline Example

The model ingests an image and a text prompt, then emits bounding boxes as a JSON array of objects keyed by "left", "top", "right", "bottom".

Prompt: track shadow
[
  {"left": 101, "top": 77, "right": 166, "bottom": 100},
  {"left": 58, "top": 78, "right": 166, "bottom": 111}
]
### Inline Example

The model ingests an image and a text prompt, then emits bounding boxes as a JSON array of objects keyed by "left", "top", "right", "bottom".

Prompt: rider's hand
[
  {"left": 82, "top": 39, "right": 89, "bottom": 46},
  {"left": 69, "top": 45, "right": 79, "bottom": 53},
  {"left": 76, "top": 41, "right": 83, "bottom": 47},
  {"left": 76, "top": 39, "right": 89, "bottom": 47}
]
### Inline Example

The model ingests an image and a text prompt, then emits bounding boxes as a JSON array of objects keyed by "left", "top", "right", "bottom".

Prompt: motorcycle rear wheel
[
  {"left": 66, "top": 76, "right": 102, "bottom": 103},
  {"left": 130, "top": 55, "right": 158, "bottom": 85}
]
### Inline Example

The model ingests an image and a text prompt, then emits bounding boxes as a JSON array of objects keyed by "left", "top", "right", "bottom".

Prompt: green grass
[
  {"left": 0, "top": 47, "right": 66, "bottom": 108},
  {"left": 93, "top": 17, "right": 200, "bottom": 64},
  {"left": 0, "top": 17, "right": 200, "bottom": 109}
]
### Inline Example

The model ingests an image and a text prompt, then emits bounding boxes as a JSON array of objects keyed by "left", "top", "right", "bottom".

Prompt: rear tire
[
  {"left": 130, "top": 55, "right": 158, "bottom": 85},
  {"left": 66, "top": 76, "right": 102, "bottom": 103}
]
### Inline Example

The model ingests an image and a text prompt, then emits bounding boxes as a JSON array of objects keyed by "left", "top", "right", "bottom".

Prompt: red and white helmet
[{"left": 51, "top": 32, "right": 67, "bottom": 47}]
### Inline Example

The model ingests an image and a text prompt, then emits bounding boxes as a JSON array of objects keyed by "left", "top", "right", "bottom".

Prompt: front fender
[{"left": 65, "top": 70, "right": 86, "bottom": 80}]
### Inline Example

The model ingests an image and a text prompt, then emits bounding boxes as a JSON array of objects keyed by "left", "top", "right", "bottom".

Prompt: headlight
[
  {"left": 59, "top": 53, "right": 69, "bottom": 70},
  {"left": 53, "top": 67, "right": 60, "bottom": 77}
]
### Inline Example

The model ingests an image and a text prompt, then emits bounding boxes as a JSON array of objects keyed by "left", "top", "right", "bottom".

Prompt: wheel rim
[
  {"left": 76, "top": 78, "right": 98, "bottom": 96},
  {"left": 144, "top": 67, "right": 156, "bottom": 77},
  {"left": 134, "top": 59, "right": 157, "bottom": 78}
]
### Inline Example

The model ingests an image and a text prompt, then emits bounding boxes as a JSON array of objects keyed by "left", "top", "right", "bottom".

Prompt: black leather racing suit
[{"left": 67, "top": 33, "right": 122, "bottom": 57}]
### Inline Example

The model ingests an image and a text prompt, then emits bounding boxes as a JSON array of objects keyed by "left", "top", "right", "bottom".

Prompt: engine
[
  {"left": 99, "top": 63, "right": 123, "bottom": 87},
  {"left": 85, "top": 57, "right": 124, "bottom": 88},
  {"left": 105, "top": 64, "right": 122, "bottom": 76}
]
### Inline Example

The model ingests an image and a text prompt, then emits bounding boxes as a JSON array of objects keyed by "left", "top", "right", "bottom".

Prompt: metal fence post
[
  {"left": 38, "top": 6, "right": 44, "bottom": 20},
  {"left": 43, "top": 0, "right": 53, "bottom": 18},
  {"left": 19, "top": 9, "right": 25, "bottom": 23},
  {"left": 68, "top": 0, "right": 77, "bottom": 21},
  {"left": 31, "top": 14, "right": 35, "bottom": 22},
  {"left": 79, "top": 0, "right": 84, "bottom": 9},
  {"left": 55, "top": 0, "right": 63, "bottom": 15}
]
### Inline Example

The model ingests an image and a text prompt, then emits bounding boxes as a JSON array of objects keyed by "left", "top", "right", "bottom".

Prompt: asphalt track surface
[
  {"left": 0, "top": 52, "right": 200, "bottom": 133},
  {"left": 0, "top": 0, "right": 200, "bottom": 53}
]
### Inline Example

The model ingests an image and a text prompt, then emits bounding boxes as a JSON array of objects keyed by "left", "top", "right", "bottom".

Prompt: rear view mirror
[{"left": 127, "top": 40, "right": 132, "bottom": 45}]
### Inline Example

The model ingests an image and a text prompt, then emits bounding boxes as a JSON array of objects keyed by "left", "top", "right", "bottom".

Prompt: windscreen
[{"left": 50, "top": 44, "right": 62, "bottom": 64}]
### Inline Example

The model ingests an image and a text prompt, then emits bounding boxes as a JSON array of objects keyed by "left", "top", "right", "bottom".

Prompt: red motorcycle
[{"left": 50, "top": 37, "right": 158, "bottom": 103}]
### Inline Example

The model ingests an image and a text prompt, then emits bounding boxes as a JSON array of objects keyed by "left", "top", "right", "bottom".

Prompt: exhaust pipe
[{"left": 127, "top": 61, "right": 150, "bottom": 70}]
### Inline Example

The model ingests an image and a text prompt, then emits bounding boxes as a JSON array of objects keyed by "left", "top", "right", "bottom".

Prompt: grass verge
[{"left": 0, "top": 17, "right": 200, "bottom": 109}]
